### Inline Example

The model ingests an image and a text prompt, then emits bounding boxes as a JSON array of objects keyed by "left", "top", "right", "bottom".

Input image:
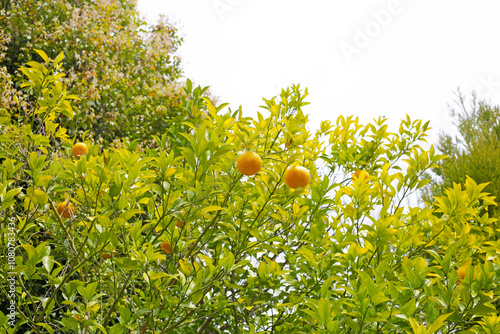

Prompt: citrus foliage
[
  {"left": 1, "top": 0, "right": 187, "bottom": 143},
  {"left": 1, "top": 54, "right": 500, "bottom": 334}
]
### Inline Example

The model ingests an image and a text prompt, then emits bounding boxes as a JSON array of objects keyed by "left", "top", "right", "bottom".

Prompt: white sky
[{"left": 137, "top": 0, "right": 500, "bottom": 144}]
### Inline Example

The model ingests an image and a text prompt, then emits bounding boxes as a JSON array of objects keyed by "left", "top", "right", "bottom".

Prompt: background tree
[
  {"left": 423, "top": 92, "right": 500, "bottom": 217},
  {"left": 1, "top": 0, "right": 194, "bottom": 143}
]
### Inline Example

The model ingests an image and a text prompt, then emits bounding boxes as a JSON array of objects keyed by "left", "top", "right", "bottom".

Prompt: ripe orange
[
  {"left": 160, "top": 241, "right": 172, "bottom": 254},
  {"left": 176, "top": 220, "right": 183, "bottom": 228},
  {"left": 285, "top": 166, "right": 310, "bottom": 189},
  {"left": 56, "top": 201, "right": 75, "bottom": 218},
  {"left": 72, "top": 142, "right": 89, "bottom": 158},
  {"left": 352, "top": 170, "right": 369, "bottom": 181},
  {"left": 236, "top": 151, "right": 262, "bottom": 176}
]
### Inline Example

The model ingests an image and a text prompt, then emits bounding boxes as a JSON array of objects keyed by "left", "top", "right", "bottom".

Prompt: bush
[{"left": 1, "top": 0, "right": 189, "bottom": 143}]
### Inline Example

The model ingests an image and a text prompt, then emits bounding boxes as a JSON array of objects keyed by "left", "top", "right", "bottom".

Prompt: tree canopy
[
  {"left": 2, "top": 0, "right": 189, "bottom": 143},
  {"left": 423, "top": 92, "right": 500, "bottom": 218}
]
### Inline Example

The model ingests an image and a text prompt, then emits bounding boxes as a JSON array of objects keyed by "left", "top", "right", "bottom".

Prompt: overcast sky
[{"left": 137, "top": 0, "right": 500, "bottom": 143}]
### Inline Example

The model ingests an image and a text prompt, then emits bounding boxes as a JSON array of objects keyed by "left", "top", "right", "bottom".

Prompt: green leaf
[
  {"left": 34, "top": 189, "right": 48, "bottom": 205},
  {"left": 109, "top": 323, "right": 125, "bottom": 334},
  {"left": 219, "top": 252, "right": 235, "bottom": 271},
  {"left": 78, "top": 282, "right": 98, "bottom": 300},
  {"left": 76, "top": 156, "right": 87, "bottom": 175},
  {"left": 344, "top": 317, "right": 360, "bottom": 331},
  {"left": 186, "top": 78, "right": 192, "bottom": 93},
  {"left": 0, "top": 311, "right": 6, "bottom": 326},
  {"left": 20, "top": 67, "right": 41, "bottom": 85},
  {"left": 13, "top": 265, "right": 29, "bottom": 274},
  {"left": 321, "top": 277, "right": 333, "bottom": 298},
  {"left": 401, "top": 298, "right": 417, "bottom": 316},
  {"left": 20, "top": 244, "right": 36, "bottom": 258},
  {"left": 426, "top": 312, "right": 453, "bottom": 333},
  {"left": 66, "top": 94, "right": 81, "bottom": 100},
  {"left": 180, "top": 147, "right": 197, "bottom": 170},
  {"left": 66, "top": 280, "right": 85, "bottom": 298},
  {"left": 43, "top": 298, "right": 56, "bottom": 315},
  {"left": 91, "top": 321, "right": 108, "bottom": 333},
  {"left": 50, "top": 185, "right": 73, "bottom": 194},
  {"left": 470, "top": 304, "right": 497, "bottom": 316},
  {"left": 202, "top": 205, "right": 224, "bottom": 214},
  {"left": 34, "top": 49, "right": 49, "bottom": 63},
  {"left": 0, "top": 187, "right": 22, "bottom": 210},
  {"left": 409, "top": 318, "right": 426, "bottom": 334},
  {"left": 149, "top": 272, "right": 171, "bottom": 281},
  {"left": 62, "top": 300, "right": 82, "bottom": 309},
  {"left": 42, "top": 256, "right": 54, "bottom": 273},
  {"left": 54, "top": 51, "right": 64, "bottom": 64},
  {"left": 26, "top": 61, "right": 47, "bottom": 73},
  {"left": 119, "top": 209, "right": 144, "bottom": 221},
  {"left": 114, "top": 258, "right": 139, "bottom": 270},
  {"left": 318, "top": 297, "right": 330, "bottom": 326},
  {"left": 191, "top": 286, "right": 204, "bottom": 304},
  {"left": 118, "top": 307, "right": 131, "bottom": 324},
  {"left": 62, "top": 316, "right": 80, "bottom": 331},
  {"left": 20, "top": 81, "right": 33, "bottom": 88},
  {"left": 257, "top": 261, "right": 268, "bottom": 279},
  {"left": 36, "top": 322, "right": 54, "bottom": 334}
]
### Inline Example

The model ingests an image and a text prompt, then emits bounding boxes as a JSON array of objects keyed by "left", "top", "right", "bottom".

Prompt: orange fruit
[
  {"left": 72, "top": 142, "right": 89, "bottom": 158},
  {"left": 236, "top": 151, "right": 262, "bottom": 176},
  {"left": 101, "top": 252, "right": 112, "bottom": 260},
  {"left": 456, "top": 262, "right": 474, "bottom": 284},
  {"left": 56, "top": 201, "right": 75, "bottom": 218},
  {"left": 285, "top": 139, "right": 293, "bottom": 149},
  {"left": 457, "top": 265, "right": 467, "bottom": 282},
  {"left": 352, "top": 170, "right": 369, "bottom": 181},
  {"left": 160, "top": 241, "right": 172, "bottom": 254},
  {"left": 285, "top": 166, "right": 310, "bottom": 189},
  {"left": 176, "top": 220, "right": 183, "bottom": 228}
]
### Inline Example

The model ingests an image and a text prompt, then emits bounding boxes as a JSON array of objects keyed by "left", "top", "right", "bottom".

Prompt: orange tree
[
  {"left": 1, "top": 0, "right": 192, "bottom": 143},
  {"left": 1, "top": 53, "right": 500, "bottom": 333}
]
